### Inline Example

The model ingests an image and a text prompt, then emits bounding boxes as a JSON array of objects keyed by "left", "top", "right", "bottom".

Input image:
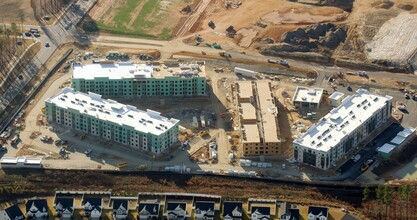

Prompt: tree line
[
  {"left": 32, "top": 0, "right": 72, "bottom": 21},
  {"left": 363, "top": 184, "right": 417, "bottom": 219}
]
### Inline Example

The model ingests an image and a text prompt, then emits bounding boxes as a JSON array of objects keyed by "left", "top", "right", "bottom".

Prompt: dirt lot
[{"left": 0, "top": 0, "right": 37, "bottom": 24}]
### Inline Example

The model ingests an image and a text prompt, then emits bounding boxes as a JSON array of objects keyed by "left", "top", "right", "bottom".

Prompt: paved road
[{"left": 0, "top": 0, "right": 97, "bottom": 129}]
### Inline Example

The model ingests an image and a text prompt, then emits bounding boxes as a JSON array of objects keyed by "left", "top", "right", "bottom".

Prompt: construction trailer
[{"left": 234, "top": 67, "right": 257, "bottom": 78}]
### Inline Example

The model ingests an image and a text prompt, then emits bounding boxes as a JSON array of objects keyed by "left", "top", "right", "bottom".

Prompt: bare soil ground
[
  {"left": 334, "top": 0, "right": 417, "bottom": 66},
  {"left": 0, "top": 0, "right": 37, "bottom": 25}
]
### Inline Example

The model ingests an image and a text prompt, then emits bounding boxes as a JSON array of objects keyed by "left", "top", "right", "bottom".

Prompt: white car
[
  {"left": 365, "top": 159, "right": 374, "bottom": 165},
  {"left": 84, "top": 149, "right": 93, "bottom": 155},
  {"left": 352, "top": 154, "right": 361, "bottom": 162}
]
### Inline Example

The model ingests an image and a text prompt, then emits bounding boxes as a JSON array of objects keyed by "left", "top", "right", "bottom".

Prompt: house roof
[
  {"left": 4, "top": 204, "right": 25, "bottom": 219},
  {"left": 251, "top": 206, "right": 270, "bottom": 216},
  {"left": 195, "top": 201, "right": 215, "bottom": 216},
  {"left": 26, "top": 199, "right": 48, "bottom": 214},
  {"left": 308, "top": 206, "right": 328, "bottom": 217},
  {"left": 54, "top": 197, "right": 74, "bottom": 213},
  {"left": 113, "top": 199, "right": 128, "bottom": 211},
  {"left": 83, "top": 197, "right": 102, "bottom": 212},
  {"left": 281, "top": 208, "right": 300, "bottom": 220},
  {"left": 167, "top": 202, "right": 186, "bottom": 211},
  {"left": 138, "top": 203, "right": 159, "bottom": 216},
  {"left": 223, "top": 201, "right": 243, "bottom": 218}
]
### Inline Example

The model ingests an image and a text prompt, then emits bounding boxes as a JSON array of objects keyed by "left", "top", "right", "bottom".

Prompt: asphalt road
[{"left": 0, "top": 0, "right": 97, "bottom": 130}]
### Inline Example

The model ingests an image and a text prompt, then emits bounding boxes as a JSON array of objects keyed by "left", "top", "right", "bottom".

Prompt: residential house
[
  {"left": 251, "top": 207, "right": 270, "bottom": 220},
  {"left": 166, "top": 202, "right": 187, "bottom": 220},
  {"left": 111, "top": 199, "right": 129, "bottom": 220},
  {"left": 25, "top": 199, "right": 48, "bottom": 219},
  {"left": 222, "top": 201, "right": 243, "bottom": 220},
  {"left": 0, "top": 204, "right": 25, "bottom": 220},
  {"left": 54, "top": 197, "right": 74, "bottom": 219},
  {"left": 194, "top": 201, "right": 215, "bottom": 220},
  {"left": 83, "top": 197, "right": 102, "bottom": 220},
  {"left": 307, "top": 206, "right": 328, "bottom": 220},
  {"left": 280, "top": 209, "right": 299, "bottom": 220},
  {"left": 137, "top": 203, "right": 160, "bottom": 220}
]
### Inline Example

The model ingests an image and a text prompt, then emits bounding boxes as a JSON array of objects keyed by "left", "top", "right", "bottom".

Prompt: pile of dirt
[
  {"left": 260, "top": 23, "right": 346, "bottom": 55},
  {"left": 397, "top": 4, "right": 413, "bottom": 11},
  {"left": 371, "top": 0, "right": 395, "bottom": 9}
]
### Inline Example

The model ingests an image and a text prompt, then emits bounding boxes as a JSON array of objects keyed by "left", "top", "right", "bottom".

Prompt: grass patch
[
  {"left": 112, "top": 0, "right": 140, "bottom": 27},
  {"left": 132, "top": 0, "right": 160, "bottom": 29},
  {"left": 159, "top": 27, "right": 172, "bottom": 40},
  {"left": 97, "top": 22, "right": 156, "bottom": 38},
  {"left": 94, "top": 0, "right": 174, "bottom": 40}
]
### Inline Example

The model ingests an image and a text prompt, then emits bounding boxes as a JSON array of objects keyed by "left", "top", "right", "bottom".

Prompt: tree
[
  {"left": 363, "top": 185, "right": 370, "bottom": 202},
  {"left": 383, "top": 185, "right": 392, "bottom": 219},
  {"left": 82, "top": 20, "right": 99, "bottom": 32}
]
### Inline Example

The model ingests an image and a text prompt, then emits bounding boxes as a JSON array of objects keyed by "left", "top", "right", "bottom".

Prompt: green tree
[
  {"left": 383, "top": 185, "right": 392, "bottom": 219},
  {"left": 82, "top": 20, "right": 99, "bottom": 32},
  {"left": 363, "top": 185, "right": 370, "bottom": 202}
]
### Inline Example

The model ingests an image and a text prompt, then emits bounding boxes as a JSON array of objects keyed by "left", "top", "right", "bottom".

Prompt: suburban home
[
  {"left": 1, "top": 204, "right": 25, "bottom": 220},
  {"left": 194, "top": 201, "right": 215, "bottom": 220},
  {"left": 112, "top": 199, "right": 129, "bottom": 220},
  {"left": 222, "top": 201, "right": 243, "bottom": 220},
  {"left": 166, "top": 202, "right": 187, "bottom": 220},
  {"left": 307, "top": 206, "right": 328, "bottom": 220},
  {"left": 251, "top": 207, "right": 270, "bottom": 220},
  {"left": 137, "top": 203, "right": 160, "bottom": 220},
  {"left": 25, "top": 199, "right": 48, "bottom": 219},
  {"left": 280, "top": 208, "right": 300, "bottom": 220},
  {"left": 54, "top": 197, "right": 74, "bottom": 219},
  {"left": 83, "top": 197, "right": 102, "bottom": 220}
]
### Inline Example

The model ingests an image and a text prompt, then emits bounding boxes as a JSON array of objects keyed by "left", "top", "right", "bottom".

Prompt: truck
[{"left": 10, "top": 136, "right": 18, "bottom": 145}]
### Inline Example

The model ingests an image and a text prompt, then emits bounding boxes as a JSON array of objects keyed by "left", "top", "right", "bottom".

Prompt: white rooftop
[
  {"left": 46, "top": 88, "right": 179, "bottom": 136},
  {"left": 378, "top": 143, "right": 397, "bottom": 154},
  {"left": 294, "top": 89, "right": 392, "bottom": 152},
  {"left": 73, "top": 62, "right": 153, "bottom": 80},
  {"left": 329, "top": 92, "right": 344, "bottom": 100},
  {"left": 0, "top": 156, "right": 42, "bottom": 164},
  {"left": 293, "top": 86, "right": 323, "bottom": 104},
  {"left": 73, "top": 62, "right": 206, "bottom": 80},
  {"left": 390, "top": 136, "right": 405, "bottom": 145}
]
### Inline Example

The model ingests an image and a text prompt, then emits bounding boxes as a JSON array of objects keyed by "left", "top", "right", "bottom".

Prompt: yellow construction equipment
[{"left": 117, "top": 163, "right": 128, "bottom": 168}]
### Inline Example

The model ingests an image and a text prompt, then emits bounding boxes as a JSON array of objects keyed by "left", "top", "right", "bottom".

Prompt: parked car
[
  {"left": 352, "top": 154, "right": 361, "bottom": 162},
  {"left": 365, "top": 159, "right": 374, "bottom": 165},
  {"left": 361, "top": 164, "right": 370, "bottom": 172},
  {"left": 0, "top": 146, "right": 6, "bottom": 151},
  {"left": 33, "top": 33, "right": 40, "bottom": 37},
  {"left": 24, "top": 32, "right": 32, "bottom": 37},
  {"left": 10, "top": 136, "right": 18, "bottom": 145},
  {"left": 45, "top": 42, "right": 50, "bottom": 47},
  {"left": 84, "top": 149, "right": 93, "bottom": 155},
  {"left": 40, "top": 135, "right": 52, "bottom": 142}
]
